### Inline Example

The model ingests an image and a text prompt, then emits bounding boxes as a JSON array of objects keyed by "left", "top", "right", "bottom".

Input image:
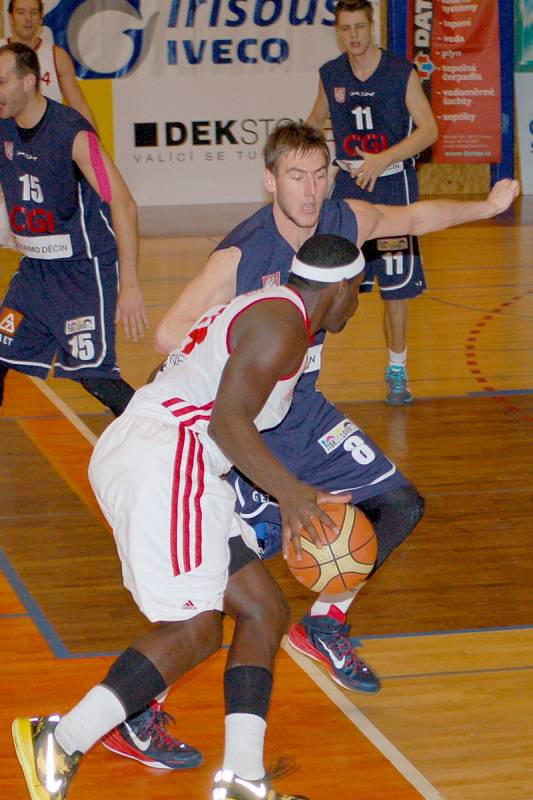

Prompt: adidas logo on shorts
[{"left": 182, "top": 600, "right": 197, "bottom": 610}]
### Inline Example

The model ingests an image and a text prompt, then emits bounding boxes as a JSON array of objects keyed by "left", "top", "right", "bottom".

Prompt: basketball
[{"left": 286, "top": 503, "right": 377, "bottom": 593}]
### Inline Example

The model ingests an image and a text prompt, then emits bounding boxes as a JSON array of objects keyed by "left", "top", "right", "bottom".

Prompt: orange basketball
[{"left": 286, "top": 503, "right": 377, "bottom": 593}]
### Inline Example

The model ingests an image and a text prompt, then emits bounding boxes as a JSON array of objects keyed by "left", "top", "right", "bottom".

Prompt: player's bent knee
[
  {"left": 357, "top": 484, "right": 425, "bottom": 569},
  {"left": 191, "top": 613, "right": 224, "bottom": 656},
  {"left": 225, "top": 561, "right": 290, "bottom": 634},
  {"left": 258, "top": 580, "right": 290, "bottom": 635}
]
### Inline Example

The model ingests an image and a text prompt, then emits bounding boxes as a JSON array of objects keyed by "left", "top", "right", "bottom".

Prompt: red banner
[{"left": 409, "top": 0, "right": 501, "bottom": 164}]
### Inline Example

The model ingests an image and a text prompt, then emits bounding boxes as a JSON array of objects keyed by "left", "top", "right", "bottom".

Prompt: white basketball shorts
[{"left": 89, "top": 412, "right": 258, "bottom": 622}]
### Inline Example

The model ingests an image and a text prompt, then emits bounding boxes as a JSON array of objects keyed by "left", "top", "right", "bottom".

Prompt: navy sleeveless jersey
[
  {"left": 218, "top": 200, "right": 406, "bottom": 523},
  {"left": 219, "top": 199, "right": 357, "bottom": 296},
  {"left": 216, "top": 198, "right": 357, "bottom": 428},
  {"left": 0, "top": 100, "right": 116, "bottom": 261},
  {"left": 322, "top": 50, "right": 425, "bottom": 300},
  {"left": 321, "top": 50, "right": 415, "bottom": 170}
]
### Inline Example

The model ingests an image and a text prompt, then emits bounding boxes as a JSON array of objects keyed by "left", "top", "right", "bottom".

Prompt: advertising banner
[
  {"left": 409, "top": 0, "right": 501, "bottom": 163},
  {"left": 39, "top": 0, "right": 381, "bottom": 206}
]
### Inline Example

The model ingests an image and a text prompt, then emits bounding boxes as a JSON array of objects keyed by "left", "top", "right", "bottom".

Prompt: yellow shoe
[
  {"left": 12, "top": 715, "right": 81, "bottom": 799},
  {"left": 212, "top": 769, "right": 309, "bottom": 799}
]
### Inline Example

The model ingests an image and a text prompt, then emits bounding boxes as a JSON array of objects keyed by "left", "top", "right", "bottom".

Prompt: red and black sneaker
[{"left": 101, "top": 699, "right": 202, "bottom": 770}]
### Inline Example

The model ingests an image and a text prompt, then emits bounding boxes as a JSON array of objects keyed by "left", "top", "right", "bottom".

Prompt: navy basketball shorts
[
  {"left": 0, "top": 255, "right": 121, "bottom": 380},
  {"left": 332, "top": 167, "right": 426, "bottom": 301},
  {"left": 227, "top": 390, "right": 409, "bottom": 556}
]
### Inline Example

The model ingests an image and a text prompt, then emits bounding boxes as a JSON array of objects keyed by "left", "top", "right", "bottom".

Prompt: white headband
[{"left": 290, "top": 251, "right": 365, "bottom": 283}]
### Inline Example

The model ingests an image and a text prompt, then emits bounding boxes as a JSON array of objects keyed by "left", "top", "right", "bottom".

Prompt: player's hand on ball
[{"left": 278, "top": 483, "right": 352, "bottom": 562}]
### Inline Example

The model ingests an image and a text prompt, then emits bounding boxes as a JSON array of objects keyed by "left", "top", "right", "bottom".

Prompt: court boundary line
[
  {"left": 358, "top": 623, "right": 533, "bottom": 640},
  {"left": 0, "top": 546, "right": 69, "bottom": 658},
  {"left": 29, "top": 376, "right": 98, "bottom": 446},
  {"left": 282, "top": 641, "right": 446, "bottom": 800}
]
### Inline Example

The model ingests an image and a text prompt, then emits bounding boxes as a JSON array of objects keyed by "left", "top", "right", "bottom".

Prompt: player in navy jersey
[
  {"left": 0, "top": 0, "right": 97, "bottom": 248},
  {"left": 0, "top": 43, "right": 146, "bottom": 416},
  {"left": 3, "top": 0, "right": 96, "bottom": 124},
  {"left": 307, "top": 0, "right": 438, "bottom": 405},
  {"left": 145, "top": 121, "right": 517, "bottom": 736}
]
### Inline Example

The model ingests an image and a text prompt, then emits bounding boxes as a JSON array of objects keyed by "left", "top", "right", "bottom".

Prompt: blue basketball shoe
[
  {"left": 101, "top": 698, "right": 202, "bottom": 769},
  {"left": 385, "top": 365, "right": 413, "bottom": 405},
  {"left": 287, "top": 612, "right": 380, "bottom": 693}
]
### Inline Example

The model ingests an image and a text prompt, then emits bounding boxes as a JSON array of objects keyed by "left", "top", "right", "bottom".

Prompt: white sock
[
  {"left": 388, "top": 348, "right": 407, "bottom": 368},
  {"left": 55, "top": 685, "right": 127, "bottom": 755},
  {"left": 223, "top": 713, "right": 266, "bottom": 781},
  {"left": 311, "top": 584, "right": 364, "bottom": 618}
]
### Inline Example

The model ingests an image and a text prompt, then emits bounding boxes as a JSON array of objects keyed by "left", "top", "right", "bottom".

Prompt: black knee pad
[
  {"left": 101, "top": 647, "right": 168, "bottom": 718},
  {"left": 224, "top": 666, "right": 273, "bottom": 720},
  {"left": 357, "top": 484, "right": 425, "bottom": 570},
  {"left": 80, "top": 377, "right": 135, "bottom": 416}
]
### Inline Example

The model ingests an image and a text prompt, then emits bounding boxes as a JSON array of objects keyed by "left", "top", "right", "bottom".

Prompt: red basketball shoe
[
  {"left": 101, "top": 699, "right": 202, "bottom": 769},
  {"left": 287, "top": 612, "right": 380, "bottom": 693}
]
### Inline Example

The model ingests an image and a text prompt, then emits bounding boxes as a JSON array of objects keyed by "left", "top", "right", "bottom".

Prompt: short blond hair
[
  {"left": 263, "top": 121, "right": 330, "bottom": 175},
  {"left": 334, "top": 0, "right": 373, "bottom": 25}
]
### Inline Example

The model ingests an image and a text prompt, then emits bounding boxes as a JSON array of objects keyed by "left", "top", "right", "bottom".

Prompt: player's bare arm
[
  {"left": 348, "top": 179, "right": 520, "bottom": 244},
  {"left": 54, "top": 46, "right": 97, "bottom": 128},
  {"left": 154, "top": 246, "right": 240, "bottom": 353},
  {"left": 208, "top": 300, "right": 350, "bottom": 559},
  {"left": 353, "top": 70, "right": 438, "bottom": 192},
  {"left": 306, "top": 78, "right": 330, "bottom": 130},
  {"left": 72, "top": 130, "right": 147, "bottom": 341}
]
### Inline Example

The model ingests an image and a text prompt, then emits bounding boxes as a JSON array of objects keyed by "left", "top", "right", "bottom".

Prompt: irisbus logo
[
  {"left": 44, "top": 0, "right": 158, "bottom": 78},
  {"left": 44, "top": 0, "right": 337, "bottom": 76}
]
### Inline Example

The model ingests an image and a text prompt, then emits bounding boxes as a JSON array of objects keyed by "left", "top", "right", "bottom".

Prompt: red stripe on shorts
[
  {"left": 194, "top": 438, "right": 205, "bottom": 569},
  {"left": 169, "top": 412, "right": 212, "bottom": 576},
  {"left": 170, "top": 425, "right": 186, "bottom": 576},
  {"left": 182, "top": 428, "right": 196, "bottom": 573}
]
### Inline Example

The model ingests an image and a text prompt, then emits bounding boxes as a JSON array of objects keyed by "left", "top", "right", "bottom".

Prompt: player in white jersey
[
  {"left": 12, "top": 235, "right": 365, "bottom": 800},
  {"left": 94, "top": 286, "right": 314, "bottom": 621}
]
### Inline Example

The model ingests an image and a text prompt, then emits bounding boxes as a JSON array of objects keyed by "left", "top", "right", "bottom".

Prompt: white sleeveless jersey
[
  {"left": 126, "top": 286, "right": 310, "bottom": 474},
  {"left": 1, "top": 38, "right": 62, "bottom": 102}
]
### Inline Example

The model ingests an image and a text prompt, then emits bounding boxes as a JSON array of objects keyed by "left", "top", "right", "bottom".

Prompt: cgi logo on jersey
[{"left": 10, "top": 206, "right": 55, "bottom": 234}]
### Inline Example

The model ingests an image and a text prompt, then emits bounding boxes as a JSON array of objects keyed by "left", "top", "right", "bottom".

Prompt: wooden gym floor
[{"left": 0, "top": 196, "right": 532, "bottom": 799}]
